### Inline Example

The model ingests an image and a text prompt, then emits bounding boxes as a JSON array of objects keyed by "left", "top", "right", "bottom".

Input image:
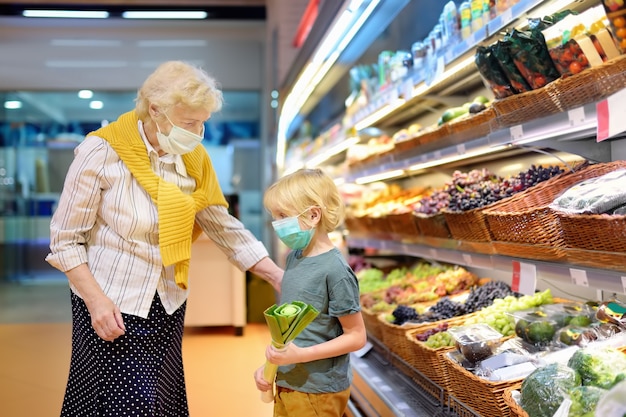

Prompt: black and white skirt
[{"left": 61, "top": 291, "right": 188, "bottom": 416}]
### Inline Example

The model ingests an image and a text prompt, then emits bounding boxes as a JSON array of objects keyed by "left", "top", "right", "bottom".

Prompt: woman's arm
[
  {"left": 196, "top": 206, "right": 283, "bottom": 292},
  {"left": 265, "top": 311, "right": 367, "bottom": 365}
]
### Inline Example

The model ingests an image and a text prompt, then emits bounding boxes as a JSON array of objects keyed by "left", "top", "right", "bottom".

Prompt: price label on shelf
[
  {"left": 597, "top": 88, "right": 626, "bottom": 142},
  {"left": 568, "top": 107, "right": 585, "bottom": 127},
  {"left": 570, "top": 268, "right": 589, "bottom": 287},
  {"left": 510, "top": 125, "right": 524, "bottom": 142},
  {"left": 402, "top": 79, "right": 414, "bottom": 100},
  {"left": 456, "top": 143, "right": 466, "bottom": 155},
  {"left": 511, "top": 261, "right": 536, "bottom": 295},
  {"left": 462, "top": 253, "right": 473, "bottom": 266},
  {"left": 621, "top": 276, "right": 626, "bottom": 294}
]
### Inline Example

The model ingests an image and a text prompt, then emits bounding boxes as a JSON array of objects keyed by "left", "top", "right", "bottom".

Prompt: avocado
[
  {"left": 468, "top": 102, "right": 486, "bottom": 114},
  {"left": 525, "top": 321, "right": 556, "bottom": 344},
  {"left": 569, "top": 315, "right": 592, "bottom": 327},
  {"left": 440, "top": 106, "right": 468, "bottom": 123},
  {"left": 515, "top": 319, "right": 529, "bottom": 338}
]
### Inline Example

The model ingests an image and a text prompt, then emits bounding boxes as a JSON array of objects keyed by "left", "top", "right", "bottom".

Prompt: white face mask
[{"left": 155, "top": 112, "right": 204, "bottom": 155}]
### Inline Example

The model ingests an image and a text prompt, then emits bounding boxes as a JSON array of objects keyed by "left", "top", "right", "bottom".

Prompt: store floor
[{"left": 0, "top": 280, "right": 274, "bottom": 417}]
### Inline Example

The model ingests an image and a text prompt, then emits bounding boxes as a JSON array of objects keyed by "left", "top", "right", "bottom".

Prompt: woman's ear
[{"left": 149, "top": 103, "right": 160, "bottom": 118}]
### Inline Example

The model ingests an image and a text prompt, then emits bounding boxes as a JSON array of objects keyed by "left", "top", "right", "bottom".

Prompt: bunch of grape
[
  {"left": 413, "top": 190, "right": 450, "bottom": 216},
  {"left": 424, "top": 331, "right": 454, "bottom": 348},
  {"left": 462, "top": 280, "right": 521, "bottom": 314},
  {"left": 414, "top": 322, "right": 449, "bottom": 341},
  {"left": 391, "top": 305, "right": 419, "bottom": 325},
  {"left": 424, "top": 297, "right": 466, "bottom": 321}
]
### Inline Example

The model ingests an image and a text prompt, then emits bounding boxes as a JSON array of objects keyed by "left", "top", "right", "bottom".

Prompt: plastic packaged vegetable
[
  {"left": 492, "top": 38, "right": 532, "bottom": 93},
  {"left": 507, "top": 29, "right": 561, "bottom": 89},
  {"left": 594, "top": 380, "right": 626, "bottom": 417},
  {"left": 475, "top": 45, "right": 517, "bottom": 98},
  {"left": 520, "top": 362, "right": 582, "bottom": 417},
  {"left": 550, "top": 169, "right": 626, "bottom": 214}
]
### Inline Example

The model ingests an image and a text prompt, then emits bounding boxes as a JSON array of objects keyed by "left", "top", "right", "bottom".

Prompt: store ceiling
[{"left": 0, "top": 0, "right": 270, "bottom": 123}]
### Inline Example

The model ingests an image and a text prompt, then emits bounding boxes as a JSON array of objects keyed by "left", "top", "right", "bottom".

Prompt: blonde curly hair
[{"left": 135, "top": 60, "right": 223, "bottom": 121}]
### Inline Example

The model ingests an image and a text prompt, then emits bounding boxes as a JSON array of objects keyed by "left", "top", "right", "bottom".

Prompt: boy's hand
[{"left": 254, "top": 365, "right": 272, "bottom": 392}]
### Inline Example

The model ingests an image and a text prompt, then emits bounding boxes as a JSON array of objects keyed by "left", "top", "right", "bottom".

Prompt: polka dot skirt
[{"left": 61, "top": 292, "right": 189, "bottom": 416}]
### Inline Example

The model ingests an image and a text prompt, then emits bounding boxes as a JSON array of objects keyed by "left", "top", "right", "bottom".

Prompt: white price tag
[
  {"left": 568, "top": 107, "right": 585, "bottom": 126},
  {"left": 462, "top": 254, "right": 473, "bottom": 266},
  {"left": 501, "top": 9, "right": 513, "bottom": 24},
  {"left": 621, "top": 276, "right": 626, "bottom": 294},
  {"left": 570, "top": 269, "right": 589, "bottom": 287},
  {"left": 510, "top": 125, "right": 524, "bottom": 142},
  {"left": 511, "top": 261, "right": 537, "bottom": 295},
  {"left": 434, "top": 150, "right": 442, "bottom": 160},
  {"left": 402, "top": 79, "right": 414, "bottom": 100},
  {"left": 456, "top": 143, "right": 466, "bottom": 154},
  {"left": 429, "top": 249, "right": 438, "bottom": 259}
]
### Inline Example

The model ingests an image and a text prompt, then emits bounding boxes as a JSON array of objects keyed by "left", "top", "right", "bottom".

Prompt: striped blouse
[{"left": 46, "top": 120, "right": 268, "bottom": 318}]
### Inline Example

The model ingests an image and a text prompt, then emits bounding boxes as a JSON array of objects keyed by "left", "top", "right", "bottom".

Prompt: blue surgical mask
[
  {"left": 272, "top": 210, "right": 314, "bottom": 250},
  {"left": 155, "top": 112, "right": 204, "bottom": 155}
]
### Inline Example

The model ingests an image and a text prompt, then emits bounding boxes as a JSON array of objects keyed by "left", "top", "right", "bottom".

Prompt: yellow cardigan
[{"left": 90, "top": 110, "right": 227, "bottom": 289}]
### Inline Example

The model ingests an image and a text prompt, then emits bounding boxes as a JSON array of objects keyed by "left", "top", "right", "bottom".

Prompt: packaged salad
[{"left": 475, "top": 45, "right": 517, "bottom": 98}]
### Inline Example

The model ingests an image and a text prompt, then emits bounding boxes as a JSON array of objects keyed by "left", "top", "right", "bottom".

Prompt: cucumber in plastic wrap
[{"left": 550, "top": 169, "right": 626, "bottom": 214}]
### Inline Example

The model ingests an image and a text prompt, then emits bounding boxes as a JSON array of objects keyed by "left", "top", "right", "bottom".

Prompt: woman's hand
[
  {"left": 86, "top": 294, "right": 126, "bottom": 342},
  {"left": 265, "top": 342, "right": 304, "bottom": 366}
]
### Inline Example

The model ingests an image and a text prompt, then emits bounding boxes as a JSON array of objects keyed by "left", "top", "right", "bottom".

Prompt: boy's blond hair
[
  {"left": 264, "top": 169, "right": 344, "bottom": 233},
  {"left": 135, "top": 60, "right": 223, "bottom": 121}
]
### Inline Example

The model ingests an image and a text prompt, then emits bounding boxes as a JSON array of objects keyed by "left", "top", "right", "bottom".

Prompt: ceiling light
[
  {"left": 78, "top": 90, "right": 93, "bottom": 99},
  {"left": 46, "top": 60, "right": 127, "bottom": 68},
  {"left": 23, "top": 10, "right": 109, "bottom": 19},
  {"left": 122, "top": 11, "right": 208, "bottom": 19},
  {"left": 4, "top": 101, "right": 22, "bottom": 110},
  {"left": 137, "top": 40, "right": 208, "bottom": 47},
  {"left": 51, "top": 39, "right": 121, "bottom": 47},
  {"left": 90, "top": 101, "right": 104, "bottom": 110}
]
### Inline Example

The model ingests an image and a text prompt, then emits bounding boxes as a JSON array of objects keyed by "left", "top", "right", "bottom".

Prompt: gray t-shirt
[{"left": 275, "top": 247, "right": 361, "bottom": 393}]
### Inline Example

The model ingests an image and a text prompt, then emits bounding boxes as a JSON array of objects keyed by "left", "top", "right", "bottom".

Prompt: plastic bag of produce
[
  {"left": 594, "top": 380, "right": 626, "bottom": 417},
  {"left": 520, "top": 362, "right": 582, "bottom": 417},
  {"left": 549, "top": 169, "right": 626, "bottom": 214},
  {"left": 492, "top": 38, "right": 532, "bottom": 93},
  {"left": 475, "top": 45, "right": 517, "bottom": 98},
  {"left": 567, "top": 346, "right": 626, "bottom": 389},
  {"left": 507, "top": 29, "right": 561, "bottom": 89}
]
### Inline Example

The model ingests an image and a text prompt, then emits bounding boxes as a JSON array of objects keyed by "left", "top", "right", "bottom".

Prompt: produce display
[{"left": 518, "top": 346, "right": 626, "bottom": 417}]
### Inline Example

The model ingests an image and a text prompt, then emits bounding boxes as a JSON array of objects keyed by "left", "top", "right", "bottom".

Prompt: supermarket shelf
[
  {"left": 345, "top": 100, "right": 616, "bottom": 183},
  {"left": 347, "top": 236, "right": 626, "bottom": 296},
  {"left": 350, "top": 336, "right": 462, "bottom": 417}
]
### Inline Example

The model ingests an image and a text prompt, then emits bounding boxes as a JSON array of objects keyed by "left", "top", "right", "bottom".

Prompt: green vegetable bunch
[{"left": 567, "top": 347, "right": 626, "bottom": 390}]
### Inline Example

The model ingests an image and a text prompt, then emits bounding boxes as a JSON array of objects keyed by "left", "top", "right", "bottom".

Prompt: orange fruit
[
  {"left": 617, "top": 27, "right": 626, "bottom": 39},
  {"left": 613, "top": 16, "right": 626, "bottom": 28}
]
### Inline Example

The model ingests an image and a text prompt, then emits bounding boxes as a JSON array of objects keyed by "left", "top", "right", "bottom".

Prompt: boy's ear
[{"left": 310, "top": 206, "right": 322, "bottom": 224}]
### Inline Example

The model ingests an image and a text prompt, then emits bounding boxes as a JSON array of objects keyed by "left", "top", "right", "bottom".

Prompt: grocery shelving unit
[{"left": 275, "top": 0, "right": 626, "bottom": 415}]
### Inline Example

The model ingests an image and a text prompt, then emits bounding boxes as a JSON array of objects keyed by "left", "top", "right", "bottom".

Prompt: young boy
[{"left": 254, "top": 168, "right": 367, "bottom": 417}]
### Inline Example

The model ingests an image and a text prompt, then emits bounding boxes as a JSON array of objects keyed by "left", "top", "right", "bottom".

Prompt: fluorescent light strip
[
  {"left": 4, "top": 101, "right": 22, "bottom": 109},
  {"left": 23, "top": 10, "right": 109, "bottom": 18},
  {"left": 122, "top": 11, "right": 207, "bottom": 19},
  {"left": 46, "top": 60, "right": 127, "bottom": 68},
  {"left": 305, "top": 137, "right": 361, "bottom": 168},
  {"left": 51, "top": 39, "right": 121, "bottom": 47},
  {"left": 137, "top": 40, "right": 208, "bottom": 47},
  {"left": 354, "top": 100, "right": 405, "bottom": 131},
  {"left": 407, "top": 144, "right": 510, "bottom": 172},
  {"left": 355, "top": 169, "right": 405, "bottom": 185}
]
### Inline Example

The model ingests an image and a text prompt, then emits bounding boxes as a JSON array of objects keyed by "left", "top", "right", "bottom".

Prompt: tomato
[
  {"left": 569, "top": 61, "right": 583, "bottom": 74},
  {"left": 613, "top": 16, "right": 626, "bottom": 28}
]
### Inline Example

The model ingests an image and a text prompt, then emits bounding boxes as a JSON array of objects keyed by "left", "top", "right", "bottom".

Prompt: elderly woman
[{"left": 46, "top": 60, "right": 282, "bottom": 416}]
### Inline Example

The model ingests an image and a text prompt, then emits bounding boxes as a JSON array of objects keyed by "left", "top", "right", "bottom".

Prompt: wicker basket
[
  {"left": 378, "top": 312, "right": 466, "bottom": 364},
  {"left": 443, "top": 206, "right": 494, "bottom": 243},
  {"left": 414, "top": 212, "right": 451, "bottom": 238},
  {"left": 491, "top": 84, "right": 562, "bottom": 130},
  {"left": 484, "top": 161, "right": 626, "bottom": 262},
  {"left": 555, "top": 54, "right": 626, "bottom": 111},
  {"left": 387, "top": 211, "right": 421, "bottom": 239},
  {"left": 393, "top": 123, "right": 453, "bottom": 154},
  {"left": 361, "top": 308, "right": 385, "bottom": 342},
  {"left": 447, "top": 106, "right": 496, "bottom": 142},
  {"left": 557, "top": 211, "right": 626, "bottom": 272},
  {"left": 405, "top": 324, "right": 459, "bottom": 398},
  {"left": 444, "top": 353, "right": 523, "bottom": 417},
  {"left": 502, "top": 385, "right": 527, "bottom": 417}
]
